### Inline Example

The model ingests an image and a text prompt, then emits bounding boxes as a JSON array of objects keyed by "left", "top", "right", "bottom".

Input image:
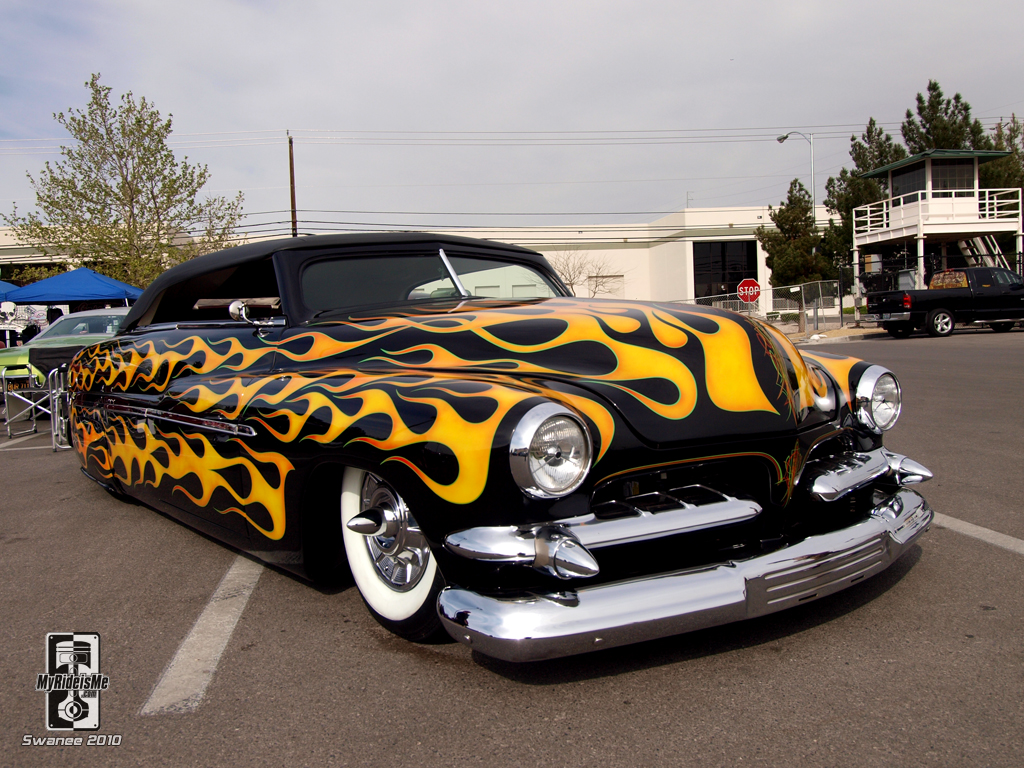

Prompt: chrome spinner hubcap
[{"left": 360, "top": 473, "right": 431, "bottom": 592}]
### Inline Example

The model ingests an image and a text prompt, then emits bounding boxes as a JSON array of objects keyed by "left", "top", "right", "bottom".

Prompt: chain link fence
[{"left": 675, "top": 280, "right": 850, "bottom": 335}]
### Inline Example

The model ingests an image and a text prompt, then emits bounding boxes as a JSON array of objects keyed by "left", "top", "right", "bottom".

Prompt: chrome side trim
[
  {"left": 102, "top": 402, "right": 257, "bottom": 437},
  {"left": 130, "top": 318, "right": 286, "bottom": 333},
  {"left": 437, "top": 488, "right": 932, "bottom": 662},
  {"left": 803, "top": 448, "right": 932, "bottom": 502}
]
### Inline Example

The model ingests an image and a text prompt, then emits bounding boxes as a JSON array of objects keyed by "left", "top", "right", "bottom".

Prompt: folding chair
[
  {"left": 3, "top": 363, "right": 51, "bottom": 438},
  {"left": 3, "top": 346, "right": 85, "bottom": 448}
]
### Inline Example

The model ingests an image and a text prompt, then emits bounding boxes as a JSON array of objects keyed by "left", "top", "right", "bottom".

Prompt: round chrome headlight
[
  {"left": 510, "top": 403, "right": 592, "bottom": 498},
  {"left": 855, "top": 366, "right": 902, "bottom": 433}
]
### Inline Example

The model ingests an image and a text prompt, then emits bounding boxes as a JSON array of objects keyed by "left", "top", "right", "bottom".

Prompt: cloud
[{"left": 2, "top": 0, "right": 1022, "bottom": 228}]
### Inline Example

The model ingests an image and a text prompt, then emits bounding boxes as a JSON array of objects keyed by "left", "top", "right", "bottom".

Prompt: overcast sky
[{"left": 2, "top": 0, "right": 1022, "bottom": 237}]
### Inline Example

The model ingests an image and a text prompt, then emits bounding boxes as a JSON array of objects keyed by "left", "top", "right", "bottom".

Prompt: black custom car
[{"left": 68, "top": 234, "right": 933, "bottom": 661}]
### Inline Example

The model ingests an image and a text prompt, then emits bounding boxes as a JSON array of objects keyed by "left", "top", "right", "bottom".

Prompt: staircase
[{"left": 958, "top": 236, "right": 1011, "bottom": 270}]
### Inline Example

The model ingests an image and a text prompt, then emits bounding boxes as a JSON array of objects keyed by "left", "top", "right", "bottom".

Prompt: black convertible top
[{"left": 122, "top": 233, "right": 547, "bottom": 332}]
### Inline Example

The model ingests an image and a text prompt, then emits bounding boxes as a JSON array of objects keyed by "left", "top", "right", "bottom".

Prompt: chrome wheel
[
  {"left": 340, "top": 466, "right": 445, "bottom": 640},
  {"left": 926, "top": 309, "right": 954, "bottom": 337},
  {"left": 359, "top": 473, "right": 431, "bottom": 592}
]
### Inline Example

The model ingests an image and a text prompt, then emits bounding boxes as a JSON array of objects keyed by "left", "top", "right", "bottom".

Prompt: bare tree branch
[{"left": 547, "top": 246, "right": 622, "bottom": 297}]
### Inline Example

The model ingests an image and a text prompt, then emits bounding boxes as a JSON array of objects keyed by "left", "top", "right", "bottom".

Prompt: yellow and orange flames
[
  {"left": 800, "top": 351, "right": 859, "bottom": 407},
  {"left": 71, "top": 300, "right": 780, "bottom": 419},
  {"left": 74, "top": 407, "right": 292, "bottom": 540},
  {"left": 68, "top": 299, "right": 805, "bottom": 538},
  {"left": 757, "top": 322, "right": 836, "bottom": 413},
  {"left": 178, "top": 370, "right": 613, "bottom": 506}
]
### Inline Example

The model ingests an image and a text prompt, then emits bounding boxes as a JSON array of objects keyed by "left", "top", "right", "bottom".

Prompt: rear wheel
[
  {"left": 884, "top": 323, "right": 914, "bottom": 339},
  {"left": 340, "top": 467, "right": 445, "bottom": 642},
  {"left": 925, "top": 309, "right": 955, "bottom": 337},
  {"left": 990, "top": 322, "right": 1015, "bottom": 333}
]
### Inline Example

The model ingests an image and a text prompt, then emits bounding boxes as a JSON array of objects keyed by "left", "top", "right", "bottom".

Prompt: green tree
[
  {"left": 756, "top": 180, "right": 833, "bottom": 332},
  {"left": 901, "top": 80, "right": 992, "bottom": 153},
  {"left": 821, "top": 119, "right": 907, "bottom": 289},
  {"left": 982, "top": 114, "right": 1023, "bottom": 189},
  {"left": 2, "top": 74, "right": 244, "bottom": 288}
]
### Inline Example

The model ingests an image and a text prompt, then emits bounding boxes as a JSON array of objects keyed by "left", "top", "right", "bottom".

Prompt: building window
[
  {"left": 692, "top": 241, "right": 757, "bottom": 298},
  {"left": 891, "top": 161, "right": 925, "bottom": 199},
  {"left": 931, "top": 159, "right": 974, "bottom": 197}
]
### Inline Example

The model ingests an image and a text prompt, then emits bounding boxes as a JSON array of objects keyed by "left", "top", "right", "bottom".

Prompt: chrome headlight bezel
[
  {"left": 509, "top": 402, "right": 592, "bottom": 499},
  {"left": 854, "top": 365, "right": 902, "bottom": 433}
]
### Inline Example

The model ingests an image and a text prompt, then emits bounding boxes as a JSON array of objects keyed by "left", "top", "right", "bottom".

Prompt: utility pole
[{"left": 288, "top": 131, "right": 297, "bottom": 238}]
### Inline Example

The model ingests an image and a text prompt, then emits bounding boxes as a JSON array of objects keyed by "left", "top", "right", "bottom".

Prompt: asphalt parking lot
[{"left": 3, "top": 329, "right": 1023, "bottom": 767}]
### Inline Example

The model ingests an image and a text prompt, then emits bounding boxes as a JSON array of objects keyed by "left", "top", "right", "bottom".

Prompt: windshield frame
[{"left": 285, "top": 243, "right": 567, "bottom": 324}]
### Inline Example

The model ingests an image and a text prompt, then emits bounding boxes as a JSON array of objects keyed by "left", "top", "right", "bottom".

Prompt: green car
[{"left": 1, "top": 308, "right": 129, "bottom": 418}]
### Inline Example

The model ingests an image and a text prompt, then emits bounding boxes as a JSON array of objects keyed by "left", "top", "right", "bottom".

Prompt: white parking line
[
  {"left": 0, "top": 445, "right": 52, "bottom": 451},
  {"left": 141, "top": 554, "right": 264, "bottom": 715},
  {"left": 0, "top": 432, "right": 47, "bottom": 449},
  {"left": 933, "top": 512, "right": 1024, "bottom": 557}
]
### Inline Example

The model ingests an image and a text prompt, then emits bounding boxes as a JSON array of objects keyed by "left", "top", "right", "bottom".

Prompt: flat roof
[{"left": 860, "top": 149, "right": 1011, "bottom": 179}]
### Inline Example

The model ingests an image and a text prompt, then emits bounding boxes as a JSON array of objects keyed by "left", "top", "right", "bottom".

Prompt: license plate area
[{"left": 4, "top": 377, "right": 34, "bottom": 393}]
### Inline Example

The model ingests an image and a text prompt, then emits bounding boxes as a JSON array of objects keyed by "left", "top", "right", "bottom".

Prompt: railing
[
  {"left": 673, "top": 280, "right": 847, "bottom": 332},
  {"left": 854, "top": 188, "right": 1021, "bottom": 237}
]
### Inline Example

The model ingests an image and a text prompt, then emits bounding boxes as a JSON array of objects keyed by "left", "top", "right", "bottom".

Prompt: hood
[{"left": 299, "top": 297, "right": 825, "bottom": 445}]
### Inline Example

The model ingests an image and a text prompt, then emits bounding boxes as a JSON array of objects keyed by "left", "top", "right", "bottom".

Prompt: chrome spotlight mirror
[{"left": 228, "top": 299, "right": 250, "bottom": 323}]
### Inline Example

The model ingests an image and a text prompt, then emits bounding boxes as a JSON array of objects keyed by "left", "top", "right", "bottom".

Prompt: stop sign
[{"left": 737, "top": 278, "right": 760, "bottom": 303}]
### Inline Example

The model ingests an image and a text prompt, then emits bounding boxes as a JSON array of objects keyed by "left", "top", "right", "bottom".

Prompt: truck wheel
[
  {"left": 990, "top": 322, "right": 1015, "bottom": 333},
  {"left": 884, "top": 323, "right": 913, "bottom": 339},
  {"left": 925, "top": 309, "right": 955, "bottom": 337},
  {"left": 341, "top": 467, "right": 446, "bottom": 642}
]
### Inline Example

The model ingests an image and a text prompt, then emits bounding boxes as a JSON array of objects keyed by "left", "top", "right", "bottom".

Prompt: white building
[
  {"left": 2, "top": 203, "right": 834, "bottom": 317},
  {"left": 852, "top": 149, "right": 1022, "bottom": 292}
]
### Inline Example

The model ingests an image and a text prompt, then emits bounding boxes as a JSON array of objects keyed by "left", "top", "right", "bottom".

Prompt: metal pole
[
  {"left": 777, "top": 131, "right": 815, "bottom": 220},
  {"left": 288, "top": 132, "right": 298, "bottom": 238},
  {"left": 838, "top": 274, "right": 844, "bottom": 328},
  {"left": 809, "top": 133, "right": 815, "bottom": 223}
]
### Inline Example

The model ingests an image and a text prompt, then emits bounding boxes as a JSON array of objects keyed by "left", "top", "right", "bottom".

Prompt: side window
[
  {"left": 994, "top": 269, "right": 1018, "bottom": 287},
  {"left": 929, "top": 271, "right": 968, "bottom": 289},
  {"left": 969, "top": 269, "right": 993, "bottom": 289},
  {"left": 143, "top": 258, "right": 282, "bottom": 325}
]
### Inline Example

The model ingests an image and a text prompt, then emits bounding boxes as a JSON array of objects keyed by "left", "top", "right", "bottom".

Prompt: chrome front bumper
[{"left": 437, "top": 487, "right": 932, "bottom": 662}]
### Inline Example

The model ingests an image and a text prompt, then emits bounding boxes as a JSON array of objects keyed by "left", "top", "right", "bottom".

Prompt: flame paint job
[
  {"left": 72, "top": 403, "right": 292, "bottom": 539},
  {"left": 69, "top": 297, "right": 866, "bottom": 542}
]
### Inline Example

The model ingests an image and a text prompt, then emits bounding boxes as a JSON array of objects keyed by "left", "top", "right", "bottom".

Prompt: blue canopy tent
[
  {"left": 0, "top": 280, "right": 17, "bottom": 301},
  {"left": 2, "top": 268, "right": 142, "bottom": 305}
]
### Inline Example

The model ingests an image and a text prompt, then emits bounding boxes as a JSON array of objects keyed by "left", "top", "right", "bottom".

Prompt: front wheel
[
  {"left": 340, "top": 467, "right": 445, "bottom": 642},
  {"left": 925, "top": 309, "right": 955, "bottom": 337}
]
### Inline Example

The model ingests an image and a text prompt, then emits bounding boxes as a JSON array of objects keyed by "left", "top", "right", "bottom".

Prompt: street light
[{"left": 777, "top": 131, "right": 815, "bottom": 221}]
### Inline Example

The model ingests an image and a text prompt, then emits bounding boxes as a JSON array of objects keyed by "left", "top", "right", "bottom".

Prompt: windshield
[
  {"left": 301, "top": 251, "right": 560, "bottom": 316},
  {"left": 34, "top": 313, "right": 125, "bottom": 341}
]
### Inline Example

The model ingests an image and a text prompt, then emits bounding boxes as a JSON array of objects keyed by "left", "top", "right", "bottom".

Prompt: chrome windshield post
[{"left": 438, "top": 248, "right": 470, "bottom": 298}]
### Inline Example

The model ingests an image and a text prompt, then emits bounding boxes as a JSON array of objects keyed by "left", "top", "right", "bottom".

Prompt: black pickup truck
[{"left": 866, "top": 266, "right": 1024, "bottom": 338}]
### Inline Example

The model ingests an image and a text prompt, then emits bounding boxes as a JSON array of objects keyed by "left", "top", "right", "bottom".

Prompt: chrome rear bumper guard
[{"left": 437, "top": 487, "right": 932, "bottom": 662}]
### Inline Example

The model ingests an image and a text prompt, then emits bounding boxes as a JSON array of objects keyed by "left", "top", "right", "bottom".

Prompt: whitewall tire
[{"left": 340, "top": 466, "right": 445, "bottom": 640}]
